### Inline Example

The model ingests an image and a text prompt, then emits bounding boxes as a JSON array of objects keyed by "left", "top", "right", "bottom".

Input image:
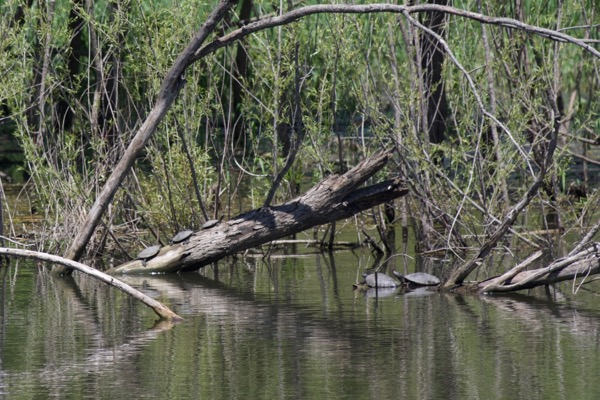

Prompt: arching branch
[{"left": 191, "top": 3, "right": 600, "bottom": 64}]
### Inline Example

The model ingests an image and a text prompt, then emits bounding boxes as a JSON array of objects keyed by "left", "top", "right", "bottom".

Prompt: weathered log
[
  {"left": 477, "top": 243, "right": 600, "bottom": 293},
  {"left": 108, "top": 150, "right": 408, "bottom": 274}
]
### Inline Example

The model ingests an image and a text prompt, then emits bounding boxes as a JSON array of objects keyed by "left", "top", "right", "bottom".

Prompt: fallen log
[
  {"left": 108, "top": 150, "right": 408, "bottom": 274},
  {"left": 478, "top": 243, "right": 600, "bottom": 293}
]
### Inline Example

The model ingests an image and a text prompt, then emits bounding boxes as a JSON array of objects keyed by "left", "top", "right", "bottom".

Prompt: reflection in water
[{"left": 3, "top": 252, "right": 600, "bottom": 399}]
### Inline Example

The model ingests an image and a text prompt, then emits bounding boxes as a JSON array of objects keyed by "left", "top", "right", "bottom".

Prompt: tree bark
[{"left": 108, "top": 150, "right": 408, "bottom": 274}]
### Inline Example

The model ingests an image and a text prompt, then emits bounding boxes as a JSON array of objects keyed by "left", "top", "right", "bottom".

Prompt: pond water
[{"left": 3, "top": 248, "right": 600, "bottom": 400}]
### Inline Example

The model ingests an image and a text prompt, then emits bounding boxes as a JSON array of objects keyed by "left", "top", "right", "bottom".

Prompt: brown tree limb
[
  {"left": 108, "top": 151, "right": 408, "bottom": 274},
  {"left": 0, "top": 247, "right": 183, "bottom": 321}
]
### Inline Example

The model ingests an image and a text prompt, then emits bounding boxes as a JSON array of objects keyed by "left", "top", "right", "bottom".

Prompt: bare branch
[
  {"left": 402, "top": 10, "right": 536, "bottom": 178},
  {"left": 0, "top": 247, "right": 183, "bottom": 321},
  {"left": 63, "top": 0, "right": 237, "bottom": 264},
  {"left": 480, "top": 244, "right": 600, "bottom": 293},
  {"left": 192, "top": 4, "right": 600, "bottom": 64}
]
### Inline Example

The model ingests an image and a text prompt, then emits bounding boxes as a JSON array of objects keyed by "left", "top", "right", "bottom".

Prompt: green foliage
[
  {"left": 138, "top": 135, "right": 214, "bottom": 231},
  {"left": 0, "top": 0, "right": 597, "bottom": 252}
]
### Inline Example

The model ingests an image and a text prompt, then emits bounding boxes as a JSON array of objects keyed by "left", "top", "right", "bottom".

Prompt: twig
[{"left": 561, "top": 146, "right": 600, "bottom": 166}]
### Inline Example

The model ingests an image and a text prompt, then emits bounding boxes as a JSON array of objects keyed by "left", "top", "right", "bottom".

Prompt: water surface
[{"left": 2, "top": 251, "right": 600, "bottom": 399}]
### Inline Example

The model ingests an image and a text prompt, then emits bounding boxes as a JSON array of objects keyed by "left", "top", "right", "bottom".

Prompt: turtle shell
[
  {"left": 363, "top": 273, "right": 399, "bottom": 288},
  {"left": 201, "top": 219, "right": 220, "bottom": 229},
  {"left": 136, "top": 245, "right": 161, "bottom": 260},
  {"left": 394, "top": 271, "right": 440, "bottom": 286},
  {"left": 171, "top": 230, "right": 193, "bottom": 244}
]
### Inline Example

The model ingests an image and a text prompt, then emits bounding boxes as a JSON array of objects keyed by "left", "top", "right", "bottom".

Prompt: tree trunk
[
  {"left": 108, "top": 150, "right": 408, "bottom": 274},
  {"left": 420, "top": 0, "right": 449, "bottom": 146},
  {"left": 54, "top": 0, "right": 85, "bottom": 134},
  {"left": 231, "top": 0, "right": 253, "bottom": 146}
]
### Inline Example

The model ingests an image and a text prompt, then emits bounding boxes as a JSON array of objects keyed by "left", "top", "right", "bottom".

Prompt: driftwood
[
  {"left": 108, "top": 150, "right": 408, "bottom": 274},
  {"left": 476, "top": 243, "right": 600, "bottom": 293},
  {"left": 0, "top": 247, "right": 183, "bottom": 321}
]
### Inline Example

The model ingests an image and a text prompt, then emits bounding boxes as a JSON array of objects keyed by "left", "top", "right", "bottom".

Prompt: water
[{"left": 3, "top": 250, "right": 600, "bottom": 399}]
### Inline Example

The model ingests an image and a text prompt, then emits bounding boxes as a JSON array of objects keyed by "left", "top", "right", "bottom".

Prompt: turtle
[
  {"left": 201, "top": 218, "right": 221, "bottom": 230},
  {"left": 393, "top": 270, "right": 440, "bottom": 287},
  {"left": 170, "top": 229, "right": 193, "bottom": 244},
  {"left": 362, "top": 272, "right": 400, "bottom": 288},
  {"left": 136, "top": 245, "right": 161, "bottom": 267}
]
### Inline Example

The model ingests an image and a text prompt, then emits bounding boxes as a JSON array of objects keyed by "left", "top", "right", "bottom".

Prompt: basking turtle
[
  {"left": 393, "top": 271, "right": 440, "bottom": 287},
  {"left": 136, "top": 245, "right": 161, "bottom": 267},
  {"left": 170, "top": 230, "right": 193, "bottom": 244},
  {"left": 362, "top": 272, "right": 400, "bottom": 288},
  {"left": 201, "top": 218, "right": 221, "bottom": 230}
]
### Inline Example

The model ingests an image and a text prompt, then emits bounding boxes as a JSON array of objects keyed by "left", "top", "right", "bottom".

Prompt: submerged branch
[
  {"left": 479, "top": 243, "right": 600, "bottom": 293},
  {"left": 0, "top": 247, "right": 183, "bottom": 322}
]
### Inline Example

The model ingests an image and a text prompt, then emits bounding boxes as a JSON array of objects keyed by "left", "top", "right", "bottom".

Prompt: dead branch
[
  {"left": 444, "top": 170, "right": 547, "bottom": 289},
  {"left": 192, "top": 4, "right": 600, "bottom": 64},
  {"left": 0, "top": 247, "right": 183, "bottom": 321},
  {"left": 479, "top": 243, "right": 600, "bottom": 293}
]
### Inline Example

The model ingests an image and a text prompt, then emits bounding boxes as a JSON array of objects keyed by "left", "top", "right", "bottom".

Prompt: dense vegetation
[{"left": 0, "top": 1, "right": 598, "bottom": 276}]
